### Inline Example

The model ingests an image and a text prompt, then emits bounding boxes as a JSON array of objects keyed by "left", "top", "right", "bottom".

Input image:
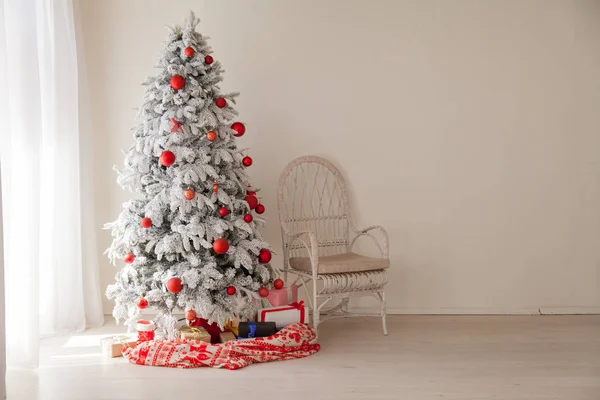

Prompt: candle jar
[{"left": 136, "top": 320, "right": 155, "bottom": 342}]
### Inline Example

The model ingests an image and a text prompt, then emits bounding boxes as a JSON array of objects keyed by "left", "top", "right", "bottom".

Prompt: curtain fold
[{"left": 0, "top": 0, "right": 104, "bottom": 368}]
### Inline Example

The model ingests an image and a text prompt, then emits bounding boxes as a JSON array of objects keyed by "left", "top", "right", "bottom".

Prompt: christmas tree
[{"left": 105, "top": 12, "right": 274, "bottom": 338}]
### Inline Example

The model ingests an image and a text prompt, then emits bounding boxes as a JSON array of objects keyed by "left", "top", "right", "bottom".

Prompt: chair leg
[
  {"left": 380, "top": 291, "right": 388, "bottom": 336},
  {"left": 341, "top": 296, "right": 350, "bottom": 315},
  {"left": 312, "top": 277, "right": 320, "bottom": 331}
]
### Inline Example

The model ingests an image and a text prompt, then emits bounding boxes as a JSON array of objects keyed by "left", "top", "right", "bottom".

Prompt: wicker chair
[{"left": 277, "top": 156, "right": 389, "bottom": 334}]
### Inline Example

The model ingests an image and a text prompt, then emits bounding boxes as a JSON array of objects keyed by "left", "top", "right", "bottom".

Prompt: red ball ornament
[
  {"left": 247, "top": 190, "right": 256, "bottom": 196},
  {"left": 258, "top": 248, "right": 272, "bottom": 264},
  {"left": 185, "top": 309, "right": 197, "bottom": 321},
  {"left": 215, "top": 97, "right": 227, "bottom": 108},
  {"left": 243, "top": 214, "right": 253, "bottom": 223},
  {"left": 213, "top": 182, "right": 219, "bottom": 193},
  {"left": 206, "top": 131, "right": 217, "bottom": 141},
  {"left": 274, "top": 278, "right": 284, "bottom": 290},
  {"left": 231, "top": 122, "right": 245, "bottom": 137},
  {"left": 255, "top": 204, "right": 265, "bottom": 214},
  {"left": 124, "top": 253, "right": 135, "bottom": 264},
  {"left": 258, "top": 287, "right": 269, "bottom": 298},
  {"left": 245, "top": 194, "right": 258, "bottom": 210},
  {"left": 213, "top": 238, "right": 229, "bottom": 255},
  {"left": 184, "top": 46, "right": 195, "bottom": 57},
  {"left": 226, "top": 286, "right": 236, "bottom": 295},
  {"left": 141, "top": 217, "right": 152, "bottom": 228},
  {"left": 205, "top": 55, "right": 214, "bottom": 64},
  {"left": 160, "top": 150, "right": 175, "bottom": 167},
  {"left": 137, "top": 298, "right": 148, "bottom": 309},
  {"left": 242, "top": 156, "right": 253, "bottom": 167},
  {"left": 167, "top": 277, "right": 183, "bottom": 294},
  {"left": 170, "top": 74, "right": 185, "bottom": 90},
  {"left": 184, "top": 188, "right": 195, "bottom": 200},
  {"left": 219, "top": 206, "right": 229, "bottom": 217}
]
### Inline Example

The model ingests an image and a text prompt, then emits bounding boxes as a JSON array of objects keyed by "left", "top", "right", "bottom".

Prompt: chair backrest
[{"left": 277, "top": 156, "right": 350, "bottom": 260}]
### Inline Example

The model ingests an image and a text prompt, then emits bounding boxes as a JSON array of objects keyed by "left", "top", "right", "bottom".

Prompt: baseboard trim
[
  {"left": 329, "top": 306, "right": 600, "bottom": 316},
  {"left": 538, "top": 306, "right": 600, "bottom": 315}
]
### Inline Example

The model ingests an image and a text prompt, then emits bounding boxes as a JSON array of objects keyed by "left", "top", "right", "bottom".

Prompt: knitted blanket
[{"left": 122, "top": 323, "right": 319, "bottom": 370}]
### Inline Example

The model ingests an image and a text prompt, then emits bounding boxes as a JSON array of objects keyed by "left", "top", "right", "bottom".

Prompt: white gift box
[
  {"left": 100, "top": 335, "right": 137, "bottom": 358},
  {"left": 257, "top": 301, "right": 309, "bottom": 330}
]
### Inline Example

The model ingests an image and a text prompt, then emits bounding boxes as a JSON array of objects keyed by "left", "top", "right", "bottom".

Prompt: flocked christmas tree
[{"left": 106, "top": 13, "right": 274, "bottom": 339}]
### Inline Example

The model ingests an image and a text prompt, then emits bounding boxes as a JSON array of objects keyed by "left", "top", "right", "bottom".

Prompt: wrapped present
[
  {"left": 258, "top": 301, "right": 309, "bottom": 330},
  {"left": 101, "top": 335, "right": 137, "bottom": 358},
  {"left": 179, "top": 326, "right": 211, "bottom": 342},
  {"left": 266, "top": 284, "right": 298, "bottom": 307},
  {"left": 189, "top": 317, "right": 223, "bottom": 344},
  {"left": 224, "top": 317, "right": 240, "bottom": 336},
  {"left": 238, "top": 321, "right": 277, "bottom": 339},
  {"left": 219, "top": 331, "right": 237, "bottom": 343}
]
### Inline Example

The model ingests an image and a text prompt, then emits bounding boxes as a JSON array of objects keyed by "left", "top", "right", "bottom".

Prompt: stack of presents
[{"left": 102, "top": 279, "right": 307, "bottom": 357}]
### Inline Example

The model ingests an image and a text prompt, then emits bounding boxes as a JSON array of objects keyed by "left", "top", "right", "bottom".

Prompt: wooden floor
[{"left": 7, "top": 315, "right": 600, "bottom": 400}]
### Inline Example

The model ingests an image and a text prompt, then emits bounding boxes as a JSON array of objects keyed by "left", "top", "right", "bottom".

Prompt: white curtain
[{"left": 0, "top": 0, "right": 104, "bottom": 368}]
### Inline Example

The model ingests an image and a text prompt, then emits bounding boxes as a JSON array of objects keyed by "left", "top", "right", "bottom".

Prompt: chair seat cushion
[{"left": 289, "top": 252, "right": 390, "bottom": 274}]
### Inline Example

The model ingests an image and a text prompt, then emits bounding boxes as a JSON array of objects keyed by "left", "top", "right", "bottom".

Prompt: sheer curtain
[{"left": 0, "top": 0, "right": 104, "bottom": 368}]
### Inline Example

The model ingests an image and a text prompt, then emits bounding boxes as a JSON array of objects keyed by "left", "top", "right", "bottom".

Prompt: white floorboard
[{"left": 6, "top": 315, "right": 600, "bottom": 400}]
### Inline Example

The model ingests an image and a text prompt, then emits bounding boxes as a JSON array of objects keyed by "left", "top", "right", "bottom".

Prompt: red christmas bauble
[
  {"left": 184, "top": 188, "right": 195, "bottom": 200},
  {"left": 137, "top": 298, "right": 148, "bottom": 309},
  {"left": 213, "top": 183, "right": 219, "bottom": 193},
  {"left": 245, "top": 194, "right": 258, "bottom": 210},
  {"left": 258, "top": 287, "right": 269, "bottom": 298},
  {"left": 255, "top": 204, "right": 265, "bottom": 214},
  {"left": 226, "top": 286, "right": 236, "bottom": 295},
  {"left": 205, "top": 55, "right": 214, "bottom": 64},
  {"left": 274, "top": 278, "right": 284, "bottom": 290},
  {"left": 215, "top": 97, "right": 227, "bottom": 108},
  {"left": 213, "top": 238, "right": 229, "bottom": 254},
  {"left": 170, "top": 74, "right": 185, "bottom": 90},
  {"left": 160, "top": 150, "right": 175, "bottom": 167},
  {"left": 206, "top": 131, "right": 217, "bottom": 141},
  {"left": 167, "top": 277, "right": 183, "bottom": 294},
  {"left": 185, "top": 309, "right": 197, "bottom": 321},
  {"left": 124, "top": 253, "right": 135, "bottom": 264},
  {"left": 184, "top": 47, "right": 195, "bottom": 57},
  {"left": 258, "top": 248, "right": 272, "bottom": 264},
  {"left": 219, "top": 206, "right": 229, "bottom": 217},
  {"left": 141, "top": 217, "right": 152, "bottom": 228},
  {"left": 231, "top": 122, "right": 245, "bottom": 137},
  {"left": 243, "top": 214, "right": 253, "bottom": 223},
  {"left": 247, "top": 190, "right": 256, "bottom": 196},
  {"left": 242, "top": 156, "right": 253, "bottom": 167}
]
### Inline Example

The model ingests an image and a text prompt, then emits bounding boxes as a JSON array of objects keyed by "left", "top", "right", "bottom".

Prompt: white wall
[{"left": 79, "top": 0, "right": 600, "bottom": 315}]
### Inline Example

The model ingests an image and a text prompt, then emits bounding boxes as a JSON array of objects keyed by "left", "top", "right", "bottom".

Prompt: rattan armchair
[{"left": 277, "top": 156, "right": 389, "bottom": 334}]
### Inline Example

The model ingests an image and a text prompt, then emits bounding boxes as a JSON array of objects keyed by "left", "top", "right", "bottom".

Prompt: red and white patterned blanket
[{"left": 122, "top": 323, "right": 320, "bottom": 370}]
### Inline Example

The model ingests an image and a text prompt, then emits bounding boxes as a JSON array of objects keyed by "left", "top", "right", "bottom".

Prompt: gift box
[
  {"left": 258, "top": 301, "right": 309, "bottom": 330},
  {"left": 266, "top": 284, "right": 298, "bottom": 307},
  {"left": 238, "top": 321, "right": 277, "bottom": 338},
  {"left": 189, "top": 317, "right": 223, "bottom": 344},
  {"left": 179, "top": 326, "right": 211, "bottom": 342},
  {"left": 224, "top": 317, "right": 240, "bottom": 336},
  {"left": 101, "top": 335, "right": 137, "bottom": 358},
  {"left": 219, "top": 331, "right": 237, "bottom": 343}
]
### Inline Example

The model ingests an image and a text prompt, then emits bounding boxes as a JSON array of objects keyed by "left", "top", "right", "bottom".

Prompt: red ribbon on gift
[
  {"left": 170, "top": 118, "right": 181, "bottom": 133},
  {"left": 260, "top": 301, "right": 306, "bottom": 324},
  {"left": 290, "top": 301, "right": 304, "bottom": 310}
]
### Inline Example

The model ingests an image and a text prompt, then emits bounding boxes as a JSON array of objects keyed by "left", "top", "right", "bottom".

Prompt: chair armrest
[
  {"left": 350, "top": 225, "right": 389, "bottom": 258},
  {"left": 286, "top": 231, "right": 319, "bottom": 276}
]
